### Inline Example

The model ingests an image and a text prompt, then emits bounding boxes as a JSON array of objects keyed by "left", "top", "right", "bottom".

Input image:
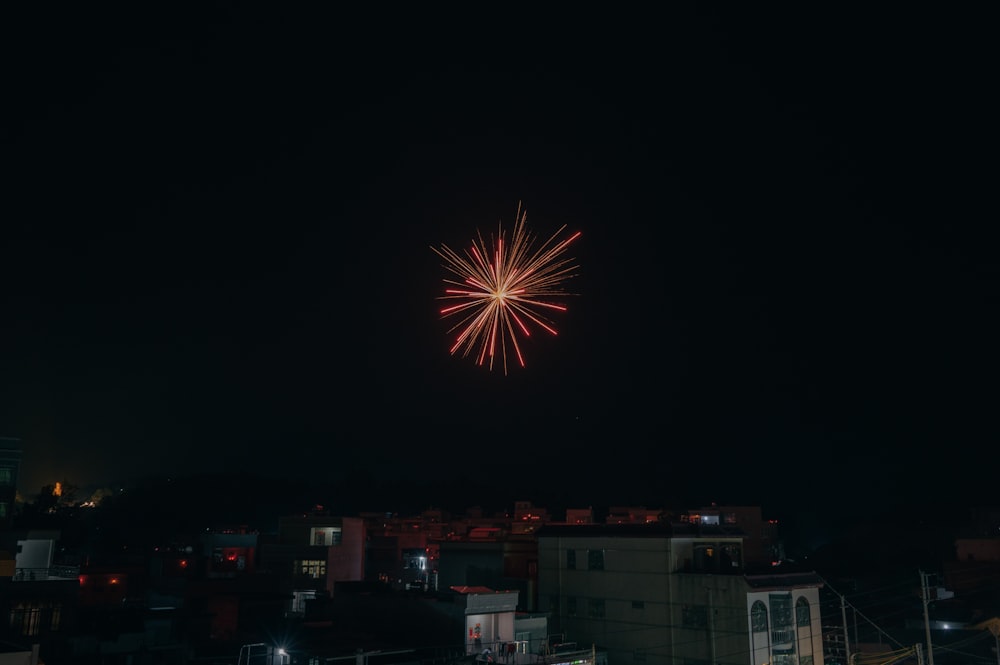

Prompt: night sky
[{"left": 3, "top": 7, "right": 996, "bottom": 535}]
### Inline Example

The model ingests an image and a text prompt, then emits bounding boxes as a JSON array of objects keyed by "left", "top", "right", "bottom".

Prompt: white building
[{"left": 537, "top": 523, "right": 825, "bottom": 665}]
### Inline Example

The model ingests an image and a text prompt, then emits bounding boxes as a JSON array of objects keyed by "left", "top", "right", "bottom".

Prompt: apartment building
[{"left": 537, "top": 522, "right": 824, "bottom": 665}]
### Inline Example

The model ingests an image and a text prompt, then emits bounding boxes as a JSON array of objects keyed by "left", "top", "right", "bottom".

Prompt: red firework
[{"left": 431, "top": 202, "right": 581, "bottom": 374}]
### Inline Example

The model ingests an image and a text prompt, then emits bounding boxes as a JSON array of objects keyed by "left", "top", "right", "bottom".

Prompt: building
[
  {"left": 684, "top": 504, "right": 781, "bottom": 568},
  {"left": 0, "top": 437, "right": 22, "bottom": 530},
  {"left": 258, "top": 514, "right": 366, "bottom": 616},
  {"left": 537, "top": 522, "right": 825, "bottom": 665},
  {"left": 0, "top": 530, "right": 79, "bottom": 664},
  {"left": 450, "top": 586, "right": 605, "bottom": 665}
]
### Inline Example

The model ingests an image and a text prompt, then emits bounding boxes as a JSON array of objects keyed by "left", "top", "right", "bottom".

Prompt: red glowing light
[{"left": 432, "top": 202, "right": 580, "bottom": 375}]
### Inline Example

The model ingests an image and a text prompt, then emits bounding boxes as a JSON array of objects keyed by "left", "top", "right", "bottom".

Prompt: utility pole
[
  {"left": 920, "top": 571, "right": 935, "bottom": 665},
  {"left": 841, "top": 594, "right": 851, "bottom": 665}
]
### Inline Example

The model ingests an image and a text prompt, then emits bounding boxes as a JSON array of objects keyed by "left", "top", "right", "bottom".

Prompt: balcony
[
  {"left": 771, "top": 628, "right": 796, "bottom": 647},
  {"left": 12, "top": 565, "right": 80, "bottom": 581}
]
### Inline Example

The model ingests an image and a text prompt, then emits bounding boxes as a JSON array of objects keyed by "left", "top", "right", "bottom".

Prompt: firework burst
[{"left": 431, "top": 202, "right": 581, "bottom": 374}]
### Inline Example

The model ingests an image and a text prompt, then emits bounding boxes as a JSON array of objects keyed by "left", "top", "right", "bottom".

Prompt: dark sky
[{"left": 2, "top": 7, "right": 996, "bottom": 532}]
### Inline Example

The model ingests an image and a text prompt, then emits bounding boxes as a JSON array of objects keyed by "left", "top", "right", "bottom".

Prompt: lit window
[{"left": 298, "top": 560, "right": 326, "bottom": 578}]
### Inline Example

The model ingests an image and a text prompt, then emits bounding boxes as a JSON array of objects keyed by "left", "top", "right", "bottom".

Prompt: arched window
[
  {"left": 796, "top": 595, "right": 815, "bottom": 665},
  {"left": 796, "top": 596, "right": 811, "bottom": 627},
  {"left": 751, "top": 600, "right": 769, "bottom": 633}
]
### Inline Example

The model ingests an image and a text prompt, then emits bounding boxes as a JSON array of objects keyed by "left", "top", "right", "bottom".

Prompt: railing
[
  {"left": 12, "top": 565, "right": 80, "bottom": 581},
  {"left": 771, "top": 628, "right": 796, "bottom": 645}
]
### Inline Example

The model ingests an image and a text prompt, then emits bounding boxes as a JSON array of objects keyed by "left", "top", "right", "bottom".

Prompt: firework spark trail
[{"left": 431, "top": 202, "right": 580, "bottom": 374}]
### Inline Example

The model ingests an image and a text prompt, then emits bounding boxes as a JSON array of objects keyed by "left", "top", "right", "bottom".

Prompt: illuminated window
[
  {"left": 0, "top": 468, "right": 11, "bottom": 485},
  {"left": 310, "top": 527, "right": 342, "bottom": 546},
  {"left": 297, "top": 560, "right": 326, "bottom": 578}
]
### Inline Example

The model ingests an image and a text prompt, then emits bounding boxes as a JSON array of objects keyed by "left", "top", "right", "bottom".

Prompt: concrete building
[
  {"left": 0, "top": 530, "right": 79, "bottom": 664},
  {"left": 258, "top": 514, "right": 366, "bottom": 617},
  {"left": 684, "top": 504, "right": 781, "bottom": 568},
  {"left": 537, "top": 522, "right": 825, "bottom": 665}
]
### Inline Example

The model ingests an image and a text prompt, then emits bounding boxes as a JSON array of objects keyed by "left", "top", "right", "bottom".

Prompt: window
[
  {"left": 751, "top": 600, "right": 768, "bottom": 633},
  {"left": 682, "top": 604, "right": 707, "bottom": 628},
  {"left": 9, "top": 602, "right": 41, "bottom": 636},
  {"left": 587, "top": 549, "right": 604, "bottom": 571},
  {"left": 632, "top": 600, "right": 645, "bottom": 610},
  {"left": 0, "top": 502, "right": 7, "bottom": 519},
  {"left": 310, "top": 527, "right": 342, "bottom": 546},
  {"left": 796, "top": 596, "right": 811, "bottom": 627},
  {"left": 589, "top": 598, "right": 605, "bottom": 618},
  {"left": 693, "top": 544, "right": 715, "bottom": 571},
  {"left": 0, "top": 467, "right": 12, "bottom": 486},
  {"left": 566, "top": 549, "right": 576, "bottom": 570},
  {"left": 567, "top": 597, "right": 577, "bottom": 617},
  {"left": 720, "top": 543, "right": 741, "bottom": 569},
  {"left": 770, "top": 593, "right": 794, "bottom": 643},
  {"left": 297, "top": 560, "right": 326, "bottom": 578}
]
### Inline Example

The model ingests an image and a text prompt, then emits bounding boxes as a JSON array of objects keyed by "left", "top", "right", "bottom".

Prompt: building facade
[
  {"left": 258, "top": 514, "right": 366, "bottom": 617},
  {"left": 537, "top": 523, "right": 824, "bottom": 665}
]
